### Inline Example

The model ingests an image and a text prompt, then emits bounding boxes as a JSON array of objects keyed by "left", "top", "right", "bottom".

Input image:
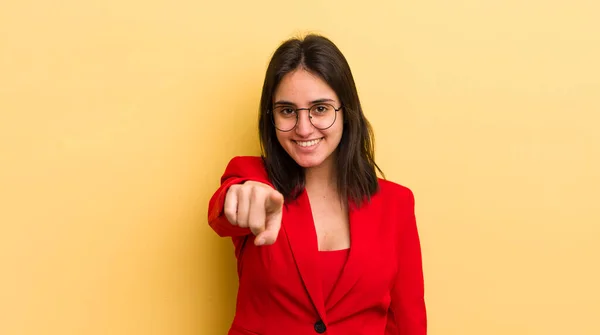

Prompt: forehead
[{"left": 274, "top": 69, "right": 339, "bottom": 104}]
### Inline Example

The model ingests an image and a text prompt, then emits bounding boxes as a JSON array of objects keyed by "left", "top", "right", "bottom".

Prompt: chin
[
  {"left": 292, "top": 156, "right": 325, "bottom": 168},
  {"left": 288, "top": 149, "right": 334, "bottom": 169}
]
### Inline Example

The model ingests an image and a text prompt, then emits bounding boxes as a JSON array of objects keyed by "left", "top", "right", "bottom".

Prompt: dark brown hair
[{"left": 258, "top": 34, "right": 383, "bottom": 207}]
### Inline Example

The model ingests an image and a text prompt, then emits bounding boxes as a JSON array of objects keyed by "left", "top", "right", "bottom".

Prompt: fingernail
[{"left": 255, "top": 238, "right": 264, "bottom": 246}]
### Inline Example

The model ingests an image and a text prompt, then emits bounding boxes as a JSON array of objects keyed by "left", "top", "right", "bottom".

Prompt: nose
[{"left": 295, "top": 109, "right": 314, "bottom": 137}]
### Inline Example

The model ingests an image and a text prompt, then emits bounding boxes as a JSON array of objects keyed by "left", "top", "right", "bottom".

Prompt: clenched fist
[{"left": 224, "top": 181, "right": 284, "bottom": 246}]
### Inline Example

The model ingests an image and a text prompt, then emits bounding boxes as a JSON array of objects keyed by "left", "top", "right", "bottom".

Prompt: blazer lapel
[
  {"left": 282, "top": 190, "right": 327, "bottom": 322},
  {"left": 326, "top": 196, "right": 379, "bottom": 309}
]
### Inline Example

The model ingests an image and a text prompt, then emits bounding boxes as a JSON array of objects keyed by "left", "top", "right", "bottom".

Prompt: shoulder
[
  {"left": 376, "top": 178, "right": 416, "bottom": 211},
  {"left": 221, "top": 155, "right": 269, "bottom": 181},
  {"left": 227, "top": 155, "right": 265, "bottom": 167},
  {"left": 377, "top": 178, "right": 414, "bottom": 200}
]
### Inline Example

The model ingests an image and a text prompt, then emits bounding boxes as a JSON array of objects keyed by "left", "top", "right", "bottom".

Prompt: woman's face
[{"left": 273, "top": 69, "right": 344, "bottom": 170}]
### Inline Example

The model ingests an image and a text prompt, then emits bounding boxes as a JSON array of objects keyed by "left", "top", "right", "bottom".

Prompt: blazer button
[{"left": 314, "top": 320, "right": 326, "bottom": 333}]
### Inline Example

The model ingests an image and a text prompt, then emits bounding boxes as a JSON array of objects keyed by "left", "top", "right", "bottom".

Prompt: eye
[
  {"left": 275, "top": 107, "right": 296, "bottom": 117},
  {"left": 313, "top": 104, "right": 331, "bottom": 114}
]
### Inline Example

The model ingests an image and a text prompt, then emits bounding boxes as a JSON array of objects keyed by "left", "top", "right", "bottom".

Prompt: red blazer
[{"left": 208, "top": 156, "right": 426, "bottom": 335}]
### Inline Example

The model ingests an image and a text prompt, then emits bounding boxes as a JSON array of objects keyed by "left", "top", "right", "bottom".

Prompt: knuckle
[
  {"left": 227, "top": 217, "right": 238, "bottom": 226},
  {"left": 227, "top": 184, "right": 240, "bottom": 196},
  {"left": 250, "top": 185, "right": 265, "bottom": 199},
  {"left": 248, "top": 219, "right": 263, "bottom": 230},
  {"left": 223, "top": 208, "right": 235, "bottom": 219},
  {"left": 236, "top": 214, "right": 247, "bottom": 226},
  {"left": 239, "top": 185, "right": 252, "bottom": 199}
]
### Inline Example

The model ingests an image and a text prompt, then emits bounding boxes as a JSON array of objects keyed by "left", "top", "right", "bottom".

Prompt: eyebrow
[{"left": 273, "top": 98, "right": 336, "bottom": 106}]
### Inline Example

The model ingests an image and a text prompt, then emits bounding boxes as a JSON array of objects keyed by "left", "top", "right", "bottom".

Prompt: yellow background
[{"left": 1, "top": 1, "right": 598, "bottom": 334}]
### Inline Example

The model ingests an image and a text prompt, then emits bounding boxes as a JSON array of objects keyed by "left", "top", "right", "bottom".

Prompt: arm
[
  {"left": 207, "top": 156, "right": 274, "bottom": 238},
  {"left": 386, "top": 189, "right": 427, "bottom": 334}
]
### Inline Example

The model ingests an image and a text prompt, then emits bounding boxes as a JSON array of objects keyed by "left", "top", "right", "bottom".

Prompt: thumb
[{"left": 255, "top": 212, "right": 282, "bottom": 246}]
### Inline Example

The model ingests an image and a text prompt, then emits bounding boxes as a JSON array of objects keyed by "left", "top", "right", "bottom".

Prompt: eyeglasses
[{"left": 268, "top": 103, "right": 342, "bottom": 132}]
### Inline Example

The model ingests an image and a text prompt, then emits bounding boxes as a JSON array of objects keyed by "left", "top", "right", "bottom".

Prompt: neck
[{"left": 304, "top": 155, "right": 337, "bottom": 195}]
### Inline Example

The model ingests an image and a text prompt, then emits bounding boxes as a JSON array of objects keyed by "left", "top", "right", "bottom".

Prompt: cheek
[
  {"left": 275, "top": 131, "right": 287, "bottom": 146},
  {"left": 327, "top": 122, "right": 344, "bottom": 144},
  {"left": 275, "top": 131, "right": 295, "bottom": 155}
]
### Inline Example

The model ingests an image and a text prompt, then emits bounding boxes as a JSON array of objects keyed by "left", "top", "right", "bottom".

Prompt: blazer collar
[{"left": 282, "top": 189, "right": 379, "bottom": 320}]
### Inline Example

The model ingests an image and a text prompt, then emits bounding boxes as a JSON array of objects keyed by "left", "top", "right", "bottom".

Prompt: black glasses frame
[{"left": 267, "top": 104, "right": 343, "bottom": 132}]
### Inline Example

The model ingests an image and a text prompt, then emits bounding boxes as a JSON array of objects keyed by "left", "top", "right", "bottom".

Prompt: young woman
[{"left": 208, "top": 34, "right": 426, "bottom": 335}]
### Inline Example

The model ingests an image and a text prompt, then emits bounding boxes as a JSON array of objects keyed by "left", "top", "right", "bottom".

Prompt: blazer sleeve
[
  {"left": 386, "top": 188, "right": 427, "bottom": 335},
  {"left": 207, "top": 156, "right": 275, "bottom": 238}
]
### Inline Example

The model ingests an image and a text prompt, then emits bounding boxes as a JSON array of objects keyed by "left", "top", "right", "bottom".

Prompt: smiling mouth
[{"left": 294, "top": 138, "right": 323, "bottom": 147}]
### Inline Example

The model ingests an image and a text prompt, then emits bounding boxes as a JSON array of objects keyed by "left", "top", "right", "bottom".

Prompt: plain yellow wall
[{"left": 1, "top": 1, "right": 598, "bottom": 334}]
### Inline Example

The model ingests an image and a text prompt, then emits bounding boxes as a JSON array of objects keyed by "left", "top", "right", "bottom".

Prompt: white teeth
[{"left": 296, "top": 138, "right": 322, "bottom": 147}]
